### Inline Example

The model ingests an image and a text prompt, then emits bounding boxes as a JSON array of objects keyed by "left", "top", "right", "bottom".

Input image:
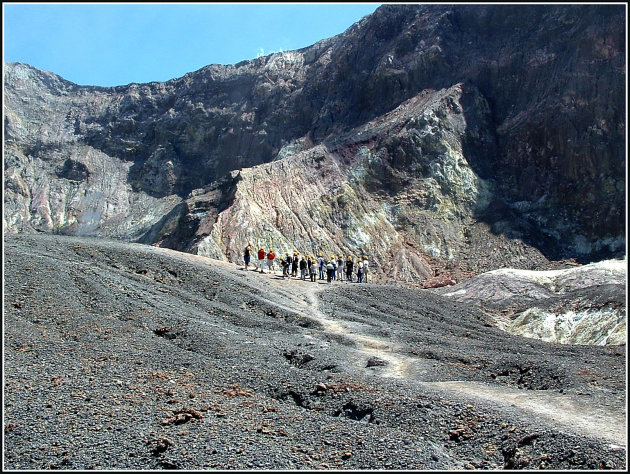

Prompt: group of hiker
[{"left": 242, "top": 243, "right": 369, "bottom": 283}]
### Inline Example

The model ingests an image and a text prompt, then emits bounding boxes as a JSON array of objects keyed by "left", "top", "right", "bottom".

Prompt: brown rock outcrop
[{"left": 139, "top": 84, "right": 554, "bottom": 283}]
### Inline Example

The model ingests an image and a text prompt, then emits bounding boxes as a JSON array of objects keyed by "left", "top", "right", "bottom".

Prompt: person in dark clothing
[
  {"left": 243, "top": 243, "right": 253, "bottom": 270},
  {"left": 281, "top": 257, "right": 289, "bottom": 278},
  {"left": 318, "top": 254, "right": 325, "bottom": 280},
  {"left": 285, "top": 253, "right": 292, "bottom": 278},
  {"left": 299, "top": 256, "right": 308, "bottom": 280},
  {"left": 346, "top": 256, "right": 354, "bottom": 282},
  {"left": 326, "top": 260, "right": 334, "bottom": 284},
  {"left": 356, "top": 258, "right": 363, "bottom": 283},
  {"left": 292, "top": 252, "right": 299, "bottom": 277}
]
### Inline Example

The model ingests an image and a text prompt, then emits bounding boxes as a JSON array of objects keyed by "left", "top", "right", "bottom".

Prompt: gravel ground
[{"left": 3, "top": 233, "right": 627, "bottom": 470}]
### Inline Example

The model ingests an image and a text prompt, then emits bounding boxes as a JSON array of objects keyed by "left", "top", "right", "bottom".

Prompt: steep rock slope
[
  {"left": 3, "top": 4, "right": 626, "bottom": 283},
  {"left": 138, "top": 83, "right": 555, "bottom": 282}
]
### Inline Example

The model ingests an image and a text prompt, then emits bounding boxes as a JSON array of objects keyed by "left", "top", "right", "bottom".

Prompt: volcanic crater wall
[{"left": 3, "top": 4, "right": 626, "bottom": 283}]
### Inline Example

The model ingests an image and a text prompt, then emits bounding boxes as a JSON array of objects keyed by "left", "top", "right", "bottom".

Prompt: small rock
[
  {"left": 152, "top": 437, "right": 173, "bottom": 455},
  {"left": 366, "top": 356, "right": 388, "bottom": 367}
]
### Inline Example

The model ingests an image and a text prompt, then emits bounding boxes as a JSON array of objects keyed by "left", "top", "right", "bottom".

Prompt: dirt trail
[
  {"left": 135, "top": 249, "right": 628, "bottom": 447},
  {"left": 266, "top": 266, "right": 627, "bottom": 448},
  {"left": 185, "top": 253, "right": 416, "bottom": 380},
  {"left": 299, "top": 280, "right": 414, "bottom": 379},
  {"left": 432, "top": 381, "right": 627, "bottom": 447}
]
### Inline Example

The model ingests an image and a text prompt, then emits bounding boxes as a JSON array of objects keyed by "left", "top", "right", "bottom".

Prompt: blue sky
[{"left": 3, "top": 3, "right": 382, "bottom": 87}]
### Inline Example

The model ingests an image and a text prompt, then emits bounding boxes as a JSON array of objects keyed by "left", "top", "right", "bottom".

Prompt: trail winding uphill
[
  {"left": 236, "top": 260, "right": 627, "bottom": 448},
  {"left": 3, "top": 233, "right": 626, "bottom": 470}
]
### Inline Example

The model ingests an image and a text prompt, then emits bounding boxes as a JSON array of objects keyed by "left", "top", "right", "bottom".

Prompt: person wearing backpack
[
  {"left": 330, "top": 255, "right": 337, "bottom": 281},
  {"left": 243, "top": 242, "right": 253, "bottom": 270},
  {"left": 258, "top": 247, "right": 266, "bottom": 273},
  {"left": 267, "top": 248, "right": 276, "bottom": 275},
  {"left": 326, "top": 260, "right": 335, "bottom": 284}
]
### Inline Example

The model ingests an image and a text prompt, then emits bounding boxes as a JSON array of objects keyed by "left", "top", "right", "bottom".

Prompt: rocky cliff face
[{"left": 3, "top": 4, "right": 626, "bottom": 284}]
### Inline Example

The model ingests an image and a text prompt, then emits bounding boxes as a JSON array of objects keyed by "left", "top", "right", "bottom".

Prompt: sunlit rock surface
[
  {"left": 3, "top": 4, "right": 625, "bottom": 285},
  {"left": 137, "top": 84, "right": 526, "bottom": 284},
  {"left": 438, "top": 258, "right": 627, "bottom": 345}
]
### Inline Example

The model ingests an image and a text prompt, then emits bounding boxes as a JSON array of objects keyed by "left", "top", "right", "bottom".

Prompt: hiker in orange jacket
[
  {"left": 267, "top": 248, "right": 276, "bottom": 274},
  {"left": 258, "top": 247, "right": 266, "bottom": 273}
]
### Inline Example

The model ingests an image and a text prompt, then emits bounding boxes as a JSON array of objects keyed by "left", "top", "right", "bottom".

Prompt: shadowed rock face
[{"left": 3, "top": 4, "right": 626, "bottom": 284}]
